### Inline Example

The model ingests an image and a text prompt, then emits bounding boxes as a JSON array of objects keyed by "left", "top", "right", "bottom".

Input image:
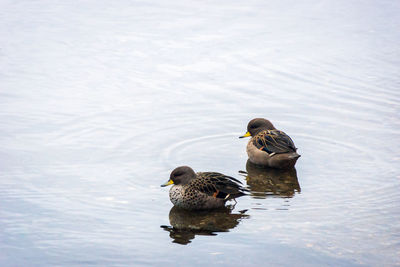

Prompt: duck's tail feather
[{"left": 288, "top": 152, "right": 301, "bottom": 159}]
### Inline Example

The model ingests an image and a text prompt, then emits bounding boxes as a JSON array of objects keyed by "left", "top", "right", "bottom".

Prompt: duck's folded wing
[
  {"left": 194, "top": 172, "right": 247, "bottom": 198},
  {"left": 253, "top": 130, "right": 297, "bottom": 154}
]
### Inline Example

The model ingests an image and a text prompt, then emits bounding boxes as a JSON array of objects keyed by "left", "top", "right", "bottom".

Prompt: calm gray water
[{"left": 1, "top": 0, "right": 399, "bottom": 266}]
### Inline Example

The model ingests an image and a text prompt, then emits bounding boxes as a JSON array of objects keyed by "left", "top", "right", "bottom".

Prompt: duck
[
  {"left": 239, "top": 118, "right": 300, "bottom": 169},
  {"left": 161, "top": 166, "right": 247, "bottom": 210}
]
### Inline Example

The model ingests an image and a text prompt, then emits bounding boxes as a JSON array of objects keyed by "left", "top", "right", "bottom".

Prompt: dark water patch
[{"left": 161, "top": 206, "right": 249, "bottom": 245}]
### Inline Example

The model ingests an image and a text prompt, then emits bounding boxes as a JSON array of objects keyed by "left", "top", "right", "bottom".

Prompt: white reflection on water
[{"left": 1, "top": 0, "right": 400, "bottom": 266}]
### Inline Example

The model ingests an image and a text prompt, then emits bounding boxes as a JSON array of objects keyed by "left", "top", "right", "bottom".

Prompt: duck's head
[
  {"left": 239, "top": 118, "right": 276, "bottom": 138},
  {"left": 161, "top": 166, "right": 196, "bottom": 187}
]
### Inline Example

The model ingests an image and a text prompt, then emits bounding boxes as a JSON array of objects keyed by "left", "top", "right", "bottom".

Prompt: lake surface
[{"left": 1, "top": 0, "right": 399, "bottom": 266}]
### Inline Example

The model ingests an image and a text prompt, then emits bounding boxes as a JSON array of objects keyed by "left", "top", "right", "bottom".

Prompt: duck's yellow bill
[
  {"left": 160, "top": 179, "right": 174, "bottom": 187},
  {"left": 239, "top": 131, "right": 251, "bottom": 138}
]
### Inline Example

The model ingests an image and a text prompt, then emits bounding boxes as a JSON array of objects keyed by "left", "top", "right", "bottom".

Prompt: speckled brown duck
[
  {"left": 161, "top": 166, "right": 248, "bottom": 210},
  {"left": 239, "top": 118, "right": 300, "bottom": 169}
]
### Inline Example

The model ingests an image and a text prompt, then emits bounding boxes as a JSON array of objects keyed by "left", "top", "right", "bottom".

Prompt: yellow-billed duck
[
  {"left": 161, "top": 166, "right": 247, "bottom": 210},
  {"left": 239, "top": 118, "right": 300, "bottom": 169}
]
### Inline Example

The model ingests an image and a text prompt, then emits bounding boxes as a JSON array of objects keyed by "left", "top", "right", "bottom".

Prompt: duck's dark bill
[
  {"left": 239, "top": 132, "right": 251, "bottom": 138},
  {"left": 160, "top": 179, "right": 174, "bottom": 187}
]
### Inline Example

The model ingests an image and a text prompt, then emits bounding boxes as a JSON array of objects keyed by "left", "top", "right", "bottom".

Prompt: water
[{"left": 1, "top": 0, "right": 399, "bottom": 266}]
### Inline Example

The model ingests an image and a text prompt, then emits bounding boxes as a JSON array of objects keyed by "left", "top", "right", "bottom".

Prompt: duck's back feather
[
  {"left": 193, "top": 172, "right": 247, "bottom": 199},
  {"left": 253, "top": 130, "right": 297, "bottom": 154}
]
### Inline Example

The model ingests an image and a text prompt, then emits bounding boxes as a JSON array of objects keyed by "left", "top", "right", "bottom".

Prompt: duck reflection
[
  {"left": 161, "top": 206, "right": 249, "bottom": 245},
  {"left": 241, "top": 160, "right": 301, "bottom": 198}
]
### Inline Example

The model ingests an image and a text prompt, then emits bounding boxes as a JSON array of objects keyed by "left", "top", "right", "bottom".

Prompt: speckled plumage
[{"left": 162, "top": 166, "right": 247, "bottom": 210}]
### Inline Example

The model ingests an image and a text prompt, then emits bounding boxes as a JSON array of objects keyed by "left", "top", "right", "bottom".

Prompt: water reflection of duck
[
  {"left": 161, "top": 206, "right": 249, "bottom": 245},
  {"left": 239, "top": 118, "right": 300, "bottom": 169},
  {"left": 241, "top": 160, "right": 301, "bottom": 198}
]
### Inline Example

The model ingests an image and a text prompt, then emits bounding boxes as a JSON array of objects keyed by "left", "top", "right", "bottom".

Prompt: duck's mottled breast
[
  {"left": 169, "top": 185, "right": 185, "bottom": 207},
  {"left": 168, "top": 184, "right": 225, "bottom": 210}
]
